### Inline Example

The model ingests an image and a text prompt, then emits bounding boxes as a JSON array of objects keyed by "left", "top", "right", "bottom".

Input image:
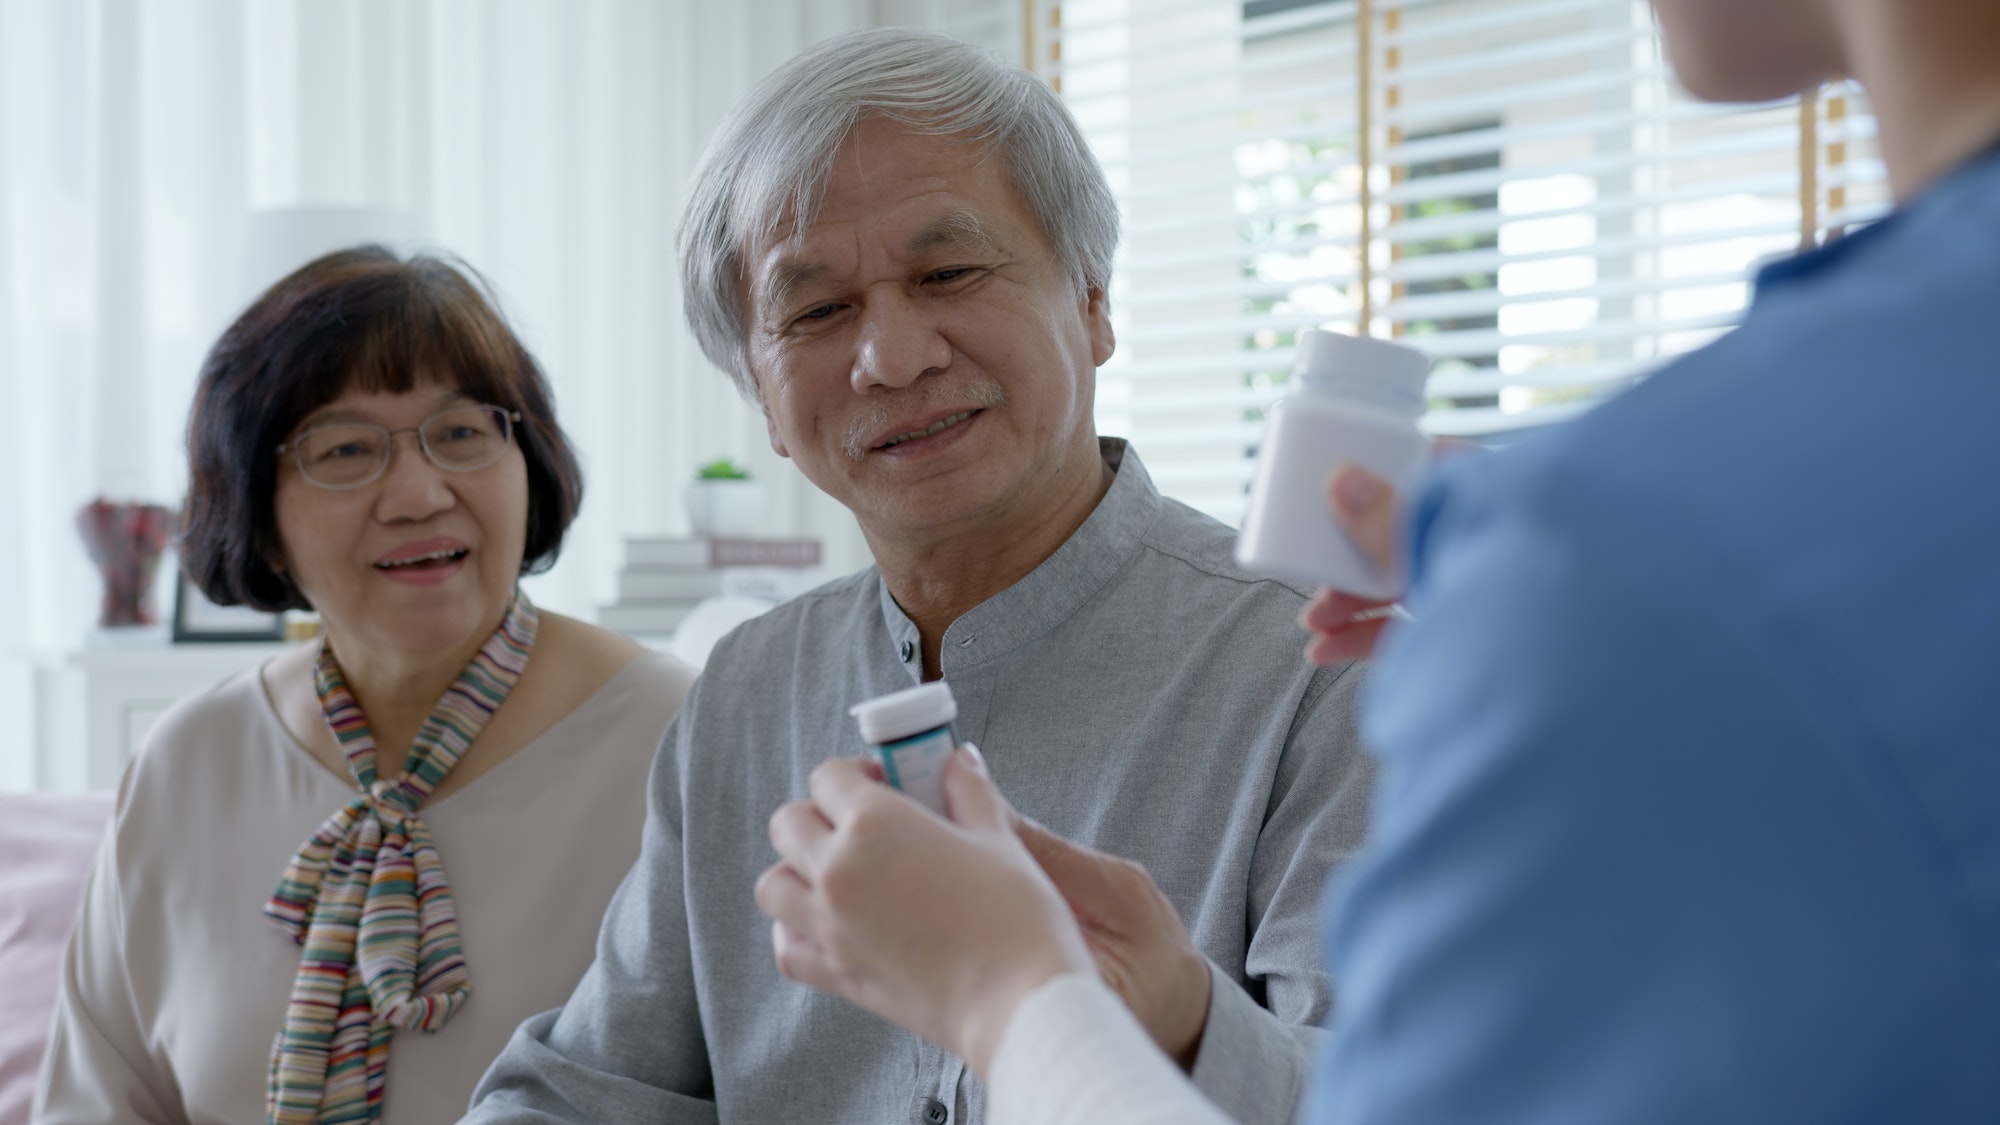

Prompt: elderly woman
[{"left": 34, "top": 248, "right": 695, "bottom": 1125}]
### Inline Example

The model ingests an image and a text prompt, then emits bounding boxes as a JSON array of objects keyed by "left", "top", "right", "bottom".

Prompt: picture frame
[{"left": 171, "top": 570, "right": 287, "bottom": 643}]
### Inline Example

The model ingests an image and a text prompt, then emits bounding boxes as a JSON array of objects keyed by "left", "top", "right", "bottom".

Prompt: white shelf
[{"left": 26, "top": 642, "right": 295, "bottom": 791}]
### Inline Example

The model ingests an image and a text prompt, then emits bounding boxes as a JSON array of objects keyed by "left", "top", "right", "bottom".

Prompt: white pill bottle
[
  {"left": 1235, "top": 328, "right": 1433, "bottom": 599},
  {"left": 849, "top": 681, "right": 960, "bottom": 816}
]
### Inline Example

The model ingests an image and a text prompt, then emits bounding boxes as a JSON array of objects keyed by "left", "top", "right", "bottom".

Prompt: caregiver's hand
[
  {"left": 756, "top": 746, "right": 1094, "bottom": 1077},
  {"left": 1014, "top": 818, "right": 1213, "bottom": 1070},
  {"left": 1300, "top": 463, "right": 1405, "bottom": 665}
]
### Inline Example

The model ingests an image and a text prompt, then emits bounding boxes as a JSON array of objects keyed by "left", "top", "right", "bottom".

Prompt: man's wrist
[{"left": 1165, "top": 952, "right": 1213, "bottom": 1070}]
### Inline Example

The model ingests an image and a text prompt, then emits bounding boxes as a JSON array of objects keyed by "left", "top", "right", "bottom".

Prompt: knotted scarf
[{"left": 263, "top": 593, "right": 537, "bottom": 1124}]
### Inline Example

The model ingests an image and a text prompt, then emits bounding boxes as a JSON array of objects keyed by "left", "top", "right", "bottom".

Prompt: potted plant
[{"left": 683, "top": 458, "right": 765, "bottom": 538}]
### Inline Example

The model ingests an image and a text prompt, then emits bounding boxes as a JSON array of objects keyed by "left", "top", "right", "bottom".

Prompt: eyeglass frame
[{"left": 274, "top": 403, "right": 524, "bottom": 490}]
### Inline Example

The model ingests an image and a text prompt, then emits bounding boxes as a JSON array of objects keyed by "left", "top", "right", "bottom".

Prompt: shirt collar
[
  {"left": 875, "top": 437, "right": 1161, "bottom": 679},
  {"left": 1756, "top": 128, "right": 2000, "bottom": 297}
]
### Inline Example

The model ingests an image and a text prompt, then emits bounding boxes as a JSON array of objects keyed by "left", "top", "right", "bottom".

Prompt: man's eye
[
  {"left": 799, "top": 304, "right": 839, "bottom": 321},
  {"left": 930, "top": 268, "right": 970, "bottom": 282}
]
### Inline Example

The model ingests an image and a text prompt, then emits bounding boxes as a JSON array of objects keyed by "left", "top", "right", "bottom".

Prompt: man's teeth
[
  {"left": 882, "top": 411, "right": 974, "bottom": 448},
  {"left": 379, "top": 548, "right": 466, "bottom": 568}
]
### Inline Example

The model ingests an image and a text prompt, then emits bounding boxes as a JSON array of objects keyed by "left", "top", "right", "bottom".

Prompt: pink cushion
[{"left": 0, "top": 792, "right": 113, "bottom": 1125}]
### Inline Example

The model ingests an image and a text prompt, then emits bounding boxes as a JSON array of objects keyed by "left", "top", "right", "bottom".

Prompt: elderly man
[{"left": 464, "top": 27, "right": 1372, "bottom": 1125}]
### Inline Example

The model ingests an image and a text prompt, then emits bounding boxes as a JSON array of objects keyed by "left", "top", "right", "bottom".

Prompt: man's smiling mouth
[
  {"left": 841, "top": 379, "right": 1008, "bottom": 461},
  {"left": 877, "top": 410, "right": 977, "bottom": 450}
]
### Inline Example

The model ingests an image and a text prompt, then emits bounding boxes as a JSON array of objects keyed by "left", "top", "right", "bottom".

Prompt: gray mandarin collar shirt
[{"left": 467, "top": 440, "right": 1375, "bottom": 1125}]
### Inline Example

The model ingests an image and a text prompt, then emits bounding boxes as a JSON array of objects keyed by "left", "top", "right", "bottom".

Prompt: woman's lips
[
  {"left": 374, "top": 552, "right": 467, "bottom": 586},
  {"left": 374, "top": 539, "right": 471, "bottom": 586},
  {"left": 375, "top": 536, "right": 469, "bottom": 567}
]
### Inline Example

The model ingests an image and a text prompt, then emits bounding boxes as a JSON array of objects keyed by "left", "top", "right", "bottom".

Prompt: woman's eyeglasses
[{"left": 276, "top": 404, "right": 522, "bottom": 490}]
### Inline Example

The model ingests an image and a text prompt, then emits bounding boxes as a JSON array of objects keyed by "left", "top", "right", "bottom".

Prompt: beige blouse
[{"left": 33, "top": 651, "right": 694, "bottom": 1125}]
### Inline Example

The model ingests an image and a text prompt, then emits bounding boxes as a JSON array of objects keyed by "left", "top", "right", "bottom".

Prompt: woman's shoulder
[
  {"left": 128, "top": 662, "right": 288, "bottom": 777},
  {"left": 531, "top": 612, "right": 696, "bottom": 731},
  {"left": 111, "top": 653, "right": 336, "bottom": 851}
]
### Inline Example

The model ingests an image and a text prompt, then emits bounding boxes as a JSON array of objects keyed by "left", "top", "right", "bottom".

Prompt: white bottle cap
[
  {"left": 1292, "top": 328, "right": 1431, "bottom": 415},
  {"left": 849, "top": 682, "right": 958, "bottom": 745}
]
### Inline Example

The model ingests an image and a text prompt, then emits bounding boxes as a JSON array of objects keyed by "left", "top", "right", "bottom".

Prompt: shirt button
[
  {"left": 899, "top": 640, "right": 915, "bottom": 663},
  {"left": 920, "top": 1098, "right": 948, "bottom": 1125}
]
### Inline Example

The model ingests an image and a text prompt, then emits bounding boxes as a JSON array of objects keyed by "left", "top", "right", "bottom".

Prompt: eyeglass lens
[{"left": 293, "top": 405, "right": 512, "bottom": 488}]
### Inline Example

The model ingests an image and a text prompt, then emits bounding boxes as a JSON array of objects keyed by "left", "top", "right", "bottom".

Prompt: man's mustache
[{"left": 842, "top": 378, "right": 1008, "bottom": 461}]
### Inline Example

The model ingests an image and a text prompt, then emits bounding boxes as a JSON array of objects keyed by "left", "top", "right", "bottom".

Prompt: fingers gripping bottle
[
  {"left": 849, "top": 682, "right": 959, "bottom": 816},
  {"left": 1235, "top": 328, "right": 1433, "bottom": 600}
]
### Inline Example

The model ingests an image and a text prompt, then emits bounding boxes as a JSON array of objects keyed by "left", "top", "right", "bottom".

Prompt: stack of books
[{"left": 599, "top": 535, "right": 824, "bottom": 637}]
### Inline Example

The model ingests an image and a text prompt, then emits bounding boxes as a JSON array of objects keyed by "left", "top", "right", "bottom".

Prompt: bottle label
[{"left": 877, "top": 725, "right": 956, "bottom": 816}]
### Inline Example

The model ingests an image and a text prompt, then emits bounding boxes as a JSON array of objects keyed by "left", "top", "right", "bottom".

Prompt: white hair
[{"left": 677, "top": 27, "right": 1121, "bottom": 398}]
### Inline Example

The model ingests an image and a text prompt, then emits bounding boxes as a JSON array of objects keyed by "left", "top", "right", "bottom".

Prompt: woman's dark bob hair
[{"left": 181, "top": 245, "right": 584, "bottom": 613}]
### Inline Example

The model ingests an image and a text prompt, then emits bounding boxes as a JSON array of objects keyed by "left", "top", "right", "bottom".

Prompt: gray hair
[{"left": 677, "top": 27, "right": 1121, "bottom": 398}]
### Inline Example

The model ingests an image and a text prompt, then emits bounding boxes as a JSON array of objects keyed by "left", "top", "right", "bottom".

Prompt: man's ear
[{"left": 1083, "top": 282, "right": 1116, "bottom": 368}]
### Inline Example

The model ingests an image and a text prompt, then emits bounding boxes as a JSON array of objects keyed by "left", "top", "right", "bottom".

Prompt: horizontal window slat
[
  {"left": 1099, "top": 117, "right": 1358, "bottom": 186},
  {"left": 1379, "top": 0, "right": 1630, "bottom": 50},
  {"left": 1113, "top": 277, "right": 1336, "bottom": 311},
  {"left": 1118, "top": 228, "right": 1362, "bottom": 273},
  {"left": 1380, "top": 66, "right": 1699, "bottom": 134},
  {"left": 1104, "top": 76, "right": 1358, "bottom": 140},
  {"left": 1117, "top": 419, "right": 1267, "bottom": 449},
  {"left": 1106, "top": 386, "right": 1280, "bottom": 417},
  {"left": 1380, "top": 115, "right": 1800, "bottom": 208},
  {"left": 1099, "top": 348, "right": 1297, "bottom": 381},
  {"left": 1818, "top": 161, "right": 1888, "bottom": 190},
  {"left": 1057, "top": 0, "right": 1241, "bottom": 41},
  {"left": 1114, "top": 308, "right": 1350, "bottom": 347},
  {"left": 1384, "top": 269, "right": 1751, "bottom": 322},
  {"left": 1396, "top": 309, "right": 1742, "bottom": 359},
  {"left": 1062, "top": 0, "right": 1357, "bottom": 50},
  {"left": 1115, "top": 192, "right": 1794, "bottom": 277},
  {"left": 1112, "top": 142, "right": 1360, "bottom": 210},
  {"left": 1379, "top": 220, "right": 1800, "bottom": 284},
  {"left": 1381, "top": 168, "right": 1800, "bottom": 245},
  {"left": 1421, "top": 398, "right": 1596, "bottom": 436},
  {"left": 1424, "top": 358, "right": 1645, "bottom": 398},
  {"left": 1126, "top": 192, "right": 1361, "bottom": 244},
  {"left": 1385, "top": 25, "right": 1647, "bottom": 88}
]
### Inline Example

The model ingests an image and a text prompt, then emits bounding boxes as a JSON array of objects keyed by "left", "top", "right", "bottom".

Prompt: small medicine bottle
[
  {"left": 1235, "top": 328, "right": 1433, "bottom": 599},
  {"left": 848, "top": 682, "right": 960, "bottom": 816}
]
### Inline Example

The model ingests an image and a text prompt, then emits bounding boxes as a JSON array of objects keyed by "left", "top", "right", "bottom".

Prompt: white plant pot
[{"left": 684, "top": 480, "right": 766, "bottom": 538}]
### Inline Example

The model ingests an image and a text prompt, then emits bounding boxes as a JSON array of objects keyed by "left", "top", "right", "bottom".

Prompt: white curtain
[{"left": 0, "top": 0, "right": 1018, "bottom": 786}]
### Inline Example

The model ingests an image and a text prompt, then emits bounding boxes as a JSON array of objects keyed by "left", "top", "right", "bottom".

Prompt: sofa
[{"left": 0, "top": 791, "right": 114, "bottom": 1125}]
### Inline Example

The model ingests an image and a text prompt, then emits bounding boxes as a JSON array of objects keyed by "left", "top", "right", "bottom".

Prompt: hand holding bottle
[
  {"left": 1300, "top": 437, "right": 1480, "bottom": 664},
  {"left": 1300, "top": 464, "right": 1404, "bottom": 665},
  {"left": 756, "top": 747, "right": 1095, "bottom": 1077}
]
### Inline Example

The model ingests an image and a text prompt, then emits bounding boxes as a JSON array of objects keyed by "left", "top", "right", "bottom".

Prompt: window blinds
[{"left": 1034, "top": 0, "right": 1885, "bottom": 524}]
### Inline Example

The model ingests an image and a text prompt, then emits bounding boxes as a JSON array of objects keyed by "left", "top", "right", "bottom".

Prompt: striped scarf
[{"left": 263, "top": 593, "right": 537, "bottom": 1124}]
